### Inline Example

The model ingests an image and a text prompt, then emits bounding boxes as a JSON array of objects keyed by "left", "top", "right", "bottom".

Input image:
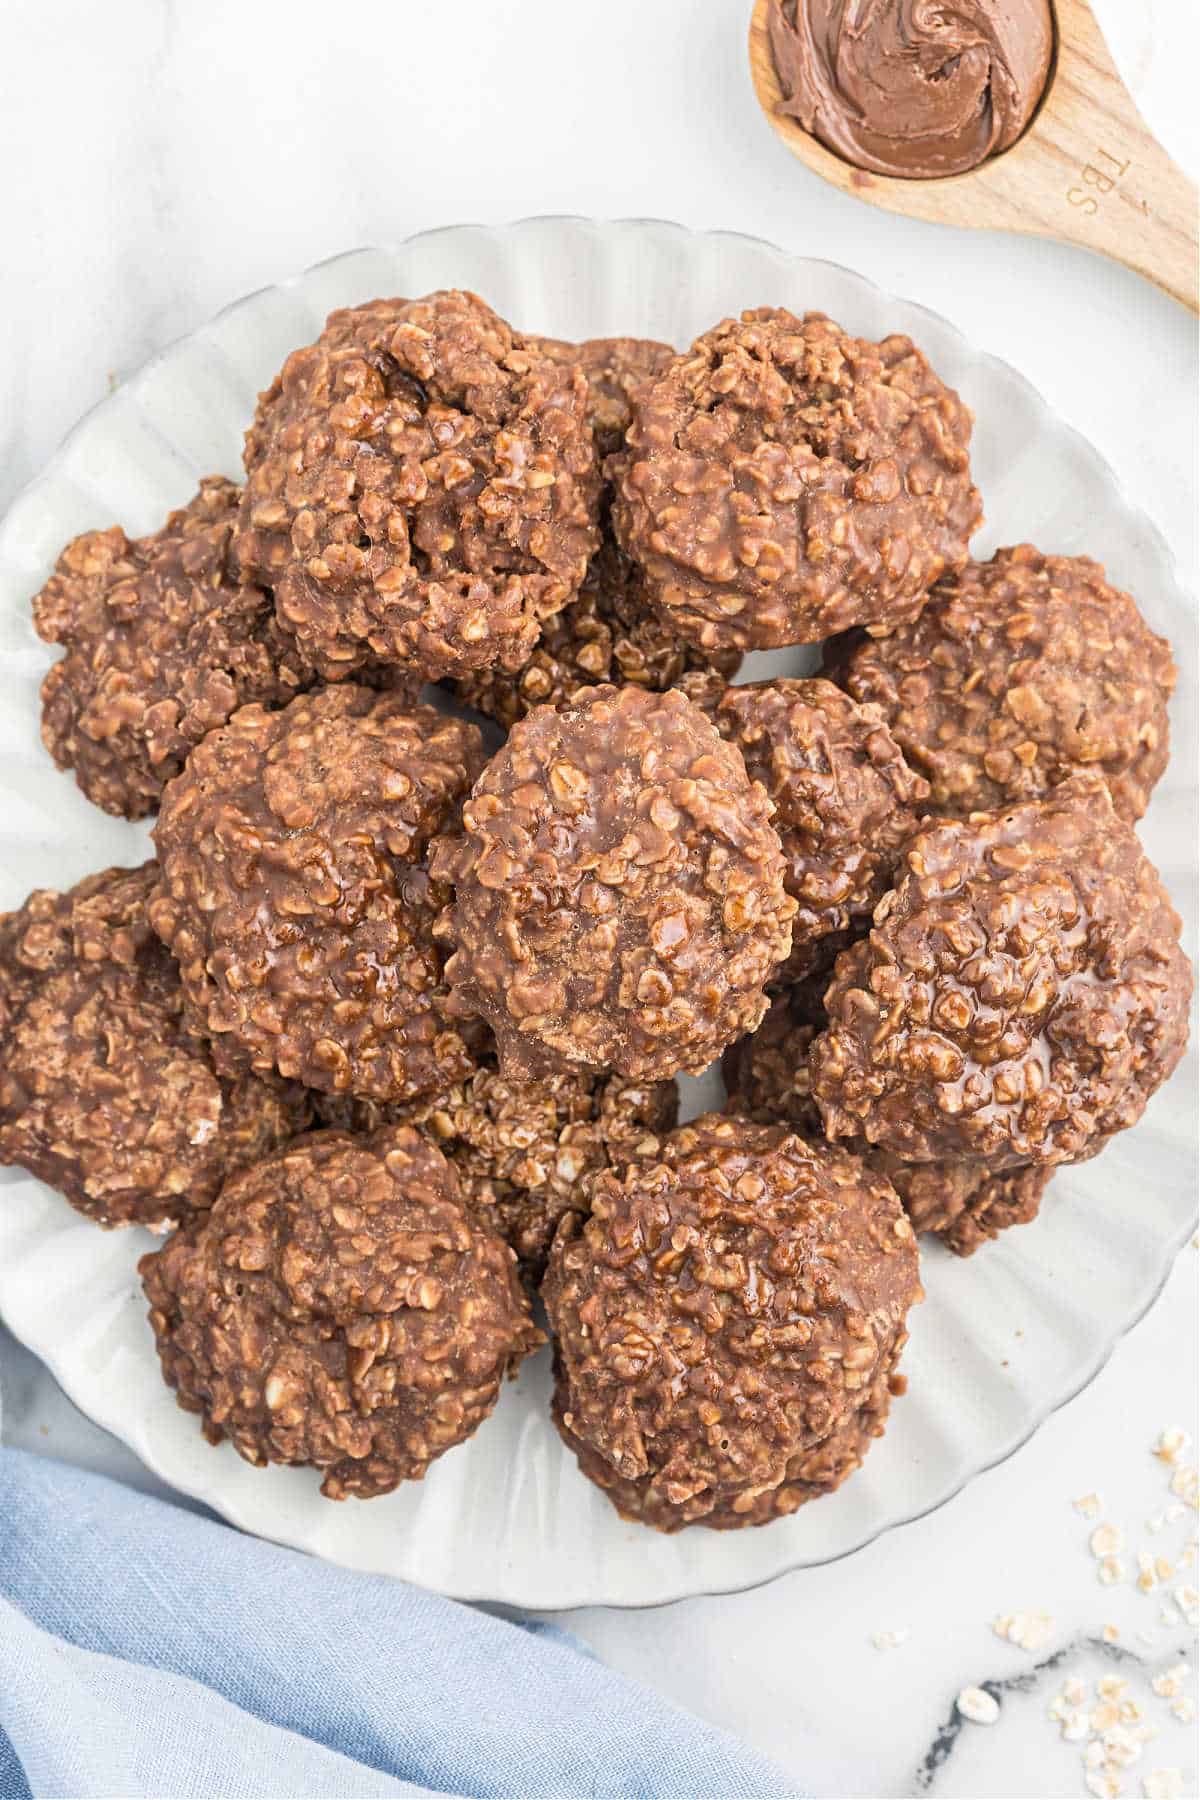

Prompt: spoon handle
[{"left": 1021, "top": 0, "right": 1197, "bottom": 310}]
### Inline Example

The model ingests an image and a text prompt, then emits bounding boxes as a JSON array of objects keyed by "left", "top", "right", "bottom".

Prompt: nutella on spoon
[{"left": 767, "top": 0, "right": 1054, "bottom": 180}]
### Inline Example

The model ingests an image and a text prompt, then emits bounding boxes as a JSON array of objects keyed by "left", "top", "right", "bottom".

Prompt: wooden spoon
[{"left": 749, "top": 0, "right": 1198, "bottom": 310}]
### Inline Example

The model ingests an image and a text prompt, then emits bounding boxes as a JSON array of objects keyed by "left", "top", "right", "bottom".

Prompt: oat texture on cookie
[
  {"left": 33, "top": 478, "right": 312, "bottom": 819},
  {"left": 236, "top": 291, "right": 602, "bottom": 684},
  {"left": 543, "top": 1112, "right": 921, "bottom": 1529},
  {"left": 432, "top": 683, "right": 797, "bottom": 1080},
  {"left": 0, "top": 864, "right": 310, "bottom": 1227},
  {"left": 811, "top": 773, "right": 1191, "bottom": 1169},
  {"left": 451, "top": 535, "right": 741, "bottom": 729},
  {"left": 529, "top": 335, "right": 676, "bottom": 464},
  {"left": 714, "top": 677, "right": 927, "bottom": 980},
  {"left": 315, "top": 1054, "right": 677, "bottom": 1280},
  {"left": 610, "top": 307, "right": 980, "bottom": 652},
  {"left": 825, "top": 544, "right": 1177, "bottom": 822},
  {"left": 141, "top": 1125, "right": 542, "bottom": 1497},
  {"left": 150, "top": 686, "right": 486, "bottom": 1100},
  {"left": 725, "top": 978, "right": 1050, "bottom": 1256}
]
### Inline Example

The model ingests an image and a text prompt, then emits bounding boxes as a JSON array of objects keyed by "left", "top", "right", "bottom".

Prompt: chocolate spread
[{"left": 767, "top": 0, "right": 1055, "bottom": 180}]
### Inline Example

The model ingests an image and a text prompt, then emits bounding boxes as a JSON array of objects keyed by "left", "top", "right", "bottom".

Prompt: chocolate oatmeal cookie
[
  {"left": 725, "top": 981, "right": 1051, "bottom": 1256},
  {"left": 316, "top": 1059, "right": 677, "bottom": 1280},
  {"left": 140, "top": 1126, "right": 541, "bottom": 1498},
  {"left": 530, "top": 335, "right": 676, "bottom": 463},
  {"left": 868, "top": 1150, "right": 1050, "bottom": 1259},
  {"left": 560, "top": 1348, "right": 902, "bottom": 1530},
  {"left": 825, "top": 544, "right": 1177, "bottom": 822},
  {"left": 543, "top": 1112, "right": 920, "bottom": 1529},
  {"left": 236, "top": 291, "right": 601, "bottom": 683},
  {"left": 610, "top": 308, "right": 980, "bottom": 653},
  {"left": 150, "top": 687, "right": 486, "bottom": 1100},
  {"left": 810, "top": 773, "right": 1192, "bottom": 1169},
  {"left": 0, "top": 864, "right": 309, "bottom": 1227},
  {"left": 432, "top": 684, "right": 796, "bottom": 1080},
  {"left": 714, "top": 678, "right": 927, "bottom": 978},
  {"left": 33, "top": 478, "right": 311, "bottom": 819},
  {"left": 451, "top": 537, "right": 741, "bottom": 730},
  {"left": 722, "top": 978, "right": 827, "bottom": 1138}
]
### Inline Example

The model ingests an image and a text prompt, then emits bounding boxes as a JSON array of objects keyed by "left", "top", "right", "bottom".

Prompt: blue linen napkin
[{"left": 0, "top": 1447, "right": 800, "bottom": 1799}]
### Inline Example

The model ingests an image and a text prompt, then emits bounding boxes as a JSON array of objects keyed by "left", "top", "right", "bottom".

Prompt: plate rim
[
  {"left": 6, "top": 1197, "right": 1195, "bottom": 1613},
  {"left": 0, "top": 213, "right": 1194, "bottom": 1610}
]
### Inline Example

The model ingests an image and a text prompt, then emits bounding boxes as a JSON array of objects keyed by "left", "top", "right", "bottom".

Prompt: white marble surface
[{"left": 0, "top": 2, "right": 1197, "bottom": 1795}]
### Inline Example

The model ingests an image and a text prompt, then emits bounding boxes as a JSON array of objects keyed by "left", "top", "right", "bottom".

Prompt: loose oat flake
[
  {"left": 1049, "top": 1688, "right": 1092, "bottom": 1743},
  {"left": 1169, "top": 1466, "right": 1199, "bottom": 1510},
  {"left": 956, "top": 1686, "right": 1000, "bottom": 1725},
  {"left": 993, "top": 1609, "right": 1055, "bottom": 1651},
  {"left": 1174, "top": 1584, "right": 1199, "bottom": 1624},
  {"left": 1102, "top": 1721, "right": 1143, "bottom": 1769},
  {"left": 1138, "top": 1551, "right": 1161, "bottom": 1593},
  {"left": 1151, "top": 1666, "right": 1189, "bottom": 1701},
  {"left": 1153, "top": 1428, "right": 1191, "bottom": 1467}
]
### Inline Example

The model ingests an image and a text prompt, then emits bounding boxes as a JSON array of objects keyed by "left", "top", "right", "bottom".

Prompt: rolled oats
[
  {"left": 992, "top": 1609, "right": 1056, "bottom": 1651},
  {"left": 151, "top": 687, "right": 486, "bottom": 1100},
  {"left": 542, "top": 1113, "right": 920, "bottom": 1530},
  {"left": 140, "top": 1125, "right": 541, "bottom": 1499},
  {"left": 236, "top": 291, "right": 601, "bottom": 683},
  {"left": 825, "top": 544, "right": 1176, "bottom": 823},
  {"left": 0, "top": 865, "right": 309, "bottom": 1226},
  {"left": 610, "top": 308, "right": 980, "bottom": 652},
  {"left": 432, "top": 684, "right": 796, "bottom": 1080},
  {"left": 33, "top": 479, "right": 313, "bottom": 819},
  {"left": 956, "top": 1686, "right": 1000, "bottom": 1724}
]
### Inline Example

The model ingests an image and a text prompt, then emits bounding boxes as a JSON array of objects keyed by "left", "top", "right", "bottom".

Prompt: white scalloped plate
[{"left": 0, "top": 218, "right": 1194, "bottom": 1609}]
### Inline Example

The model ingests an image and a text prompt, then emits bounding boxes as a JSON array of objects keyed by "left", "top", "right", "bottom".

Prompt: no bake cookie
[
  {"left": 151, "top": 687, "right": 485, "bottom": 1100},
  {"left": 34, "top": 479, "right": 311, "bottom": 819},
  {"left": 141, "top": 1125, "right": 541, "bottom": 1497},
  {"left": 824, "top": 544, "right": 1177, "bottom": 823},
  {"left": 0, "top": 864, "right": 309, "bottom": 1227},
  {"left": 236, "top": 291, "right": 601, "bottom": 683},
  {"left": 432, "top": 684, "right": 796, "bottom": 1079},
  {"left": 543, "top": 1112, "right": 920, "bottom": 1528},
  {"left": 610, "top": 307, "right": 980, "bottom": 652}
]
